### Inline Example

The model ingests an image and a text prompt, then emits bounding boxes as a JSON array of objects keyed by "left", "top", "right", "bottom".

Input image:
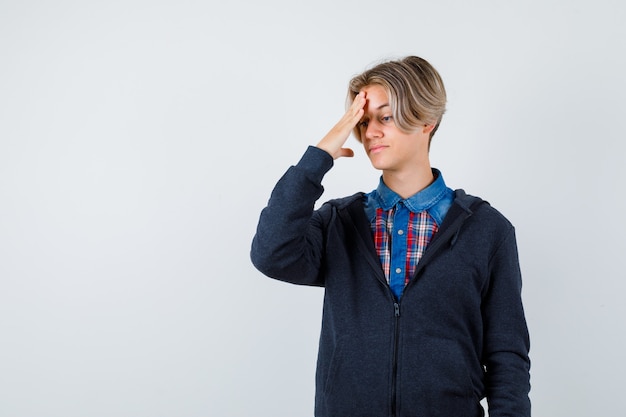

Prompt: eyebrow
[{"left": 360, "top": 103, "right": 391, "bottom": 121}]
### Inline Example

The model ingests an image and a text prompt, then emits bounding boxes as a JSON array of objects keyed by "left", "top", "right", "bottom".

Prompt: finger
[
  {"left": 348, "top": 94, "right": 366, "bottom": 121},
  {"left": 333, "top": 107, "right": 363, "bottom": 135},
  {"left": 346, "top": 108, "right": 364, "bottom": 129},
  {"left": 338, "top": 148, "right": 354, "bottom": 158},
  {"left": 350, "top": 92, "right": 366, "bottom": 113}
]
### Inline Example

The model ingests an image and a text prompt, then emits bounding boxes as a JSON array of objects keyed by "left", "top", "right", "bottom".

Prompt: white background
[{"left": 1, "top": 1, "right": 625, "bottom": 416}]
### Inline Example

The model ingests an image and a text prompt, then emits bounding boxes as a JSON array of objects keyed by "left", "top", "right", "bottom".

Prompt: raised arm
[{"left": 250, "top": 92, "right": 366, "bottom": 285}]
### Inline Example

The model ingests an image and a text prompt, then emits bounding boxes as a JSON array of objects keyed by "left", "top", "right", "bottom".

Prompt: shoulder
[
  {"left": 452, "top": 190, "right": 519, "bottom": 262},
  {"left": 322, "top": 192, "right": 365, "bottom": 210},
  {"left": 314, "top": 192, "right": 366, "bottom": 225},
  {"left": 453, "top": 189, "right": 514, "bottom": 231}
]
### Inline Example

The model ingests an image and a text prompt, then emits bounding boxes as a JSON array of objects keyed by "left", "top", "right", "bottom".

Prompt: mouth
[{"left": 369, "top": 144, "right": 387, "bottom": 154}]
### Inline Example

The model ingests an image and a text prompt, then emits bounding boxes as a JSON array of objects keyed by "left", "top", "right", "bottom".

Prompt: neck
[{"left": 382, "top": 163, "right": 434, "bottom": 199}]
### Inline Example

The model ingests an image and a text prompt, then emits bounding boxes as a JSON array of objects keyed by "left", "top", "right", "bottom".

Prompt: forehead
[{"left": 362, "top": 84, "right": 390, "bottom": 112}]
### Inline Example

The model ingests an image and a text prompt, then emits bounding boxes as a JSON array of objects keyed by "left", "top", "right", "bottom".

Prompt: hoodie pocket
[
  {"left": 320, "top": 336, "right": 391, "bottom": 416},
  {"left": 398, "top": 335, "right": 480, "bottom": 415}
]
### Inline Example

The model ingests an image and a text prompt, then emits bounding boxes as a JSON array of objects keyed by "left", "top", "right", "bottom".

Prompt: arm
[
  {"left": 482, "top": 227, "right": 531, "bottom": 416},
  {"left": 250, "top": 93, "right": 366, "bottom": 285},
  {"left": 250, "top": 146, "right": 332, "bottom": 285}
]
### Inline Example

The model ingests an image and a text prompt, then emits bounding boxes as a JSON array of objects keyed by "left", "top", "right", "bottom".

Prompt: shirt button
[
  {"left": 397, "top": 229, "right": 404, "bottom": 235},
  {"left": 395, "top": 268, "right": 402, "bottom": 274}
]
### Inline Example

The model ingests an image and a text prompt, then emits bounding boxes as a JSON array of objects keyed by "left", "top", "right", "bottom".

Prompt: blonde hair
[{"left": 348, "top": 56, "right": 447, "bottom": 146}]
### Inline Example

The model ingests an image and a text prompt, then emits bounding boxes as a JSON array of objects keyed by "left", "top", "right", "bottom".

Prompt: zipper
[
  {"left": 403, "top": 212, "right": 471, "bottom": 297},
  {"left": 388, "top": 218, "right": 465, "bottom": 415},
  {"left": 391, "top": 301, "right": 400, "bottom": 417},
  {"left": 388, "top": 218, "right": 466, "bottom": 415},
  {"left": 388, "top": 222, "right": 456, "bottom": 416}
]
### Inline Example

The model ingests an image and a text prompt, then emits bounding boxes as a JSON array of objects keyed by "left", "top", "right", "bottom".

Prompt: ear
[{"left": 422, "top": 123, "right": 436, "bottom": 135}]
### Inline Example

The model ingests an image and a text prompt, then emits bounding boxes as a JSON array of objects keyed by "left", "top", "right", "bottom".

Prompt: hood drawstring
[{"left": 451, "top": 228, "right": 461, "bottom": 247}]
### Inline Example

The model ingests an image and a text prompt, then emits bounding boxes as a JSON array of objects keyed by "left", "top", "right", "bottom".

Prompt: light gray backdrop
[{"left": 1, "top": 0, "right": 625, "bottom": 416}]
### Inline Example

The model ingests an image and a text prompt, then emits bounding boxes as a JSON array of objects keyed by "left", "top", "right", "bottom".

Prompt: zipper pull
[{"left": 394, "top": 302, "right": 400, "bottom": 317}]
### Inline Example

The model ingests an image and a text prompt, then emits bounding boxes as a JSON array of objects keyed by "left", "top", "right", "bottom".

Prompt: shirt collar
[{"left": 374, "top": 168, "right": 450, "bottom": 213}]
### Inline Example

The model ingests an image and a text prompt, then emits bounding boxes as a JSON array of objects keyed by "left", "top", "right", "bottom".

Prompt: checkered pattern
[
  {"left": 372, "top": 207, "right": 393, "bottom": 280},
  {"left": 372, "top": 207, "right": 438, "bottom": 288}
]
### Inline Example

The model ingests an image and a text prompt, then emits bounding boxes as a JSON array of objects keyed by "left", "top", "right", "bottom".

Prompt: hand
[{"left": 316, "top": 92, "right": 366, "bottom": 160}]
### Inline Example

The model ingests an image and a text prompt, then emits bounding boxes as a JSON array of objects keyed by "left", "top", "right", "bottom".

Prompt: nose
[{"left": 364, "top": 120, "right": 382, "bottom": 140}]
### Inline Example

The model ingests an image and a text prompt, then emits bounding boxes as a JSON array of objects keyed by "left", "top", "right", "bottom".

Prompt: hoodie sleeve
[
  {"left": 250, "top": 146, "right": 334, "bottom": 286},
  {"left": 482, "top": 226, "right": 532, "bottom": 416}
]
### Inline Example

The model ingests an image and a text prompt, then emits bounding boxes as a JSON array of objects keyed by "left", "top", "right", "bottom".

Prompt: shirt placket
[{"left": 389, "top": 202, "right": 409, "bottom": 300}]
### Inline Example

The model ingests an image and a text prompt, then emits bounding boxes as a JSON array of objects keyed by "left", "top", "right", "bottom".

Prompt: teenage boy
[{"left": 251, "top": 56, "right": 530, "bottom": 417}]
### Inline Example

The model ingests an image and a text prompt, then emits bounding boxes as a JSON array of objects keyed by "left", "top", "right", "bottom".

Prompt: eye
[
  {"left": 358, "top": 120, "right": 369, "bottom": 129},
  {"left": 381, "top": 115, "right": 393, "bottom": 123}
]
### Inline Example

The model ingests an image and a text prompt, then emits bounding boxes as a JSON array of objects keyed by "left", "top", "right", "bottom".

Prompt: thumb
[{"left": 337, "top": 147, "right": 354, "bottom": 158}]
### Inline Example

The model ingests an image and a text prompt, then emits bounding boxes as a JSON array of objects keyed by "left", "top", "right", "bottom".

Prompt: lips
[{"left": 369, "top": 144, "right": 387, "bottom": 154}]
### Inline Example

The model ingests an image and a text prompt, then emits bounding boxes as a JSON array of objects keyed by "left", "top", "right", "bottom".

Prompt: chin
[
  {"left": 369, "top": 162, "right": 390, "bottom": 171},
  {"left": 369, "top": 159, "right": 392, "bottom": 171},
  {"left": 367, "top": 156, "right": 386, "bottom": 171}
]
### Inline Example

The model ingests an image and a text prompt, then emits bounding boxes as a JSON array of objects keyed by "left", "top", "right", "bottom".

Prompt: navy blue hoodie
[{"left": 251, "top": 147, "right": 530, "bottom": 417}]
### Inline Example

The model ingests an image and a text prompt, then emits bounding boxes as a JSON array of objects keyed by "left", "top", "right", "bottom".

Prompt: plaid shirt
[
  {"left": 364, "top": 170, "right": 454, "bottom": 300},
  {"left": 372, "top": 206, "right": 439, "bottom": 298}
]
